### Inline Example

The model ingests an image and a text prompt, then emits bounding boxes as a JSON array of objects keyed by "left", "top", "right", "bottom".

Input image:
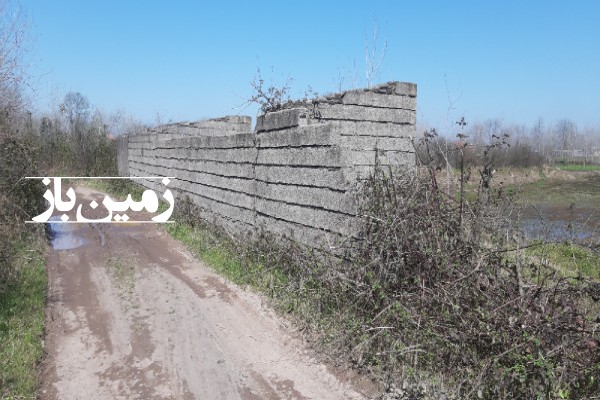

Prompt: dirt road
[{"left": 39, "top": 186, "right": 367, "bottom": 400}]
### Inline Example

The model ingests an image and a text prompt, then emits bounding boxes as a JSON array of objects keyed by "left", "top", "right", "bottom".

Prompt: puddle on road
[
  {"left": 46, "top": 217, "right": 148, "bottom": 251},
  {"left": 46, "top": 217, "right": 91, "bottom": 251}
]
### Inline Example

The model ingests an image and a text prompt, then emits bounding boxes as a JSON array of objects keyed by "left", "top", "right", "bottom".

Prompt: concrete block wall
[
  {"left": 126, "top": 132, "right": 258, "bottom": 235},
  {"left": 119, "top": 81, "right": 416, "bottom": 249}
]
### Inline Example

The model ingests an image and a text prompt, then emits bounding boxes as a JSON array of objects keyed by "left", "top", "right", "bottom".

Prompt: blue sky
[{"left": 24, "top": 1, "right": 600, "bottom": 131}]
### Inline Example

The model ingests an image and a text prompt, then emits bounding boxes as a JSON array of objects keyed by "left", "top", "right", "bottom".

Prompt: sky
[{"left": 20, "top": 0, "right": 600, "bottom": 131}]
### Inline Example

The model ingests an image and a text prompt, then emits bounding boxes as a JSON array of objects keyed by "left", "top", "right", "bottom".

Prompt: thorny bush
[{"left": 345, "top": 129, "right": 600, "bottom": 399}]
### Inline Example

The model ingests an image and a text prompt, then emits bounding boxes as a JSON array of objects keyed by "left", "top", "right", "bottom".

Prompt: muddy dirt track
[{"left": 39, "top": 186, "right": 367, "bottom": 400}]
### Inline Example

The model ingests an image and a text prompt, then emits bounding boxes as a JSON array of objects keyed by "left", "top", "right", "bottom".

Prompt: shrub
[
  {"left": 0, "top": 132, "right": 44, "bottom": 293},
  {"left": 342, "top": 135, "right": 600, "bottom": 398}
]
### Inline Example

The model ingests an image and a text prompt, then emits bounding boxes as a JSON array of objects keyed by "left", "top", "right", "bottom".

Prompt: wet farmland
[{"left": 516, "top": 173, "right": 600, "bottom": 243}]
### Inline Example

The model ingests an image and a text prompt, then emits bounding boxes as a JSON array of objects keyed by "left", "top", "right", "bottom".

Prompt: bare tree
[
  {"left": 364, "top": 17, "right": 387, "bottom": 88},
  {"left": 60, "top": 91, "right": 90, "bottom": 136},
  {"left": 553, "top": 119, "right": 578, "bottom": 163},
  {"left": 482, "top": 118, "right": 503, "bottom": 145},
  {"left": 554, "top": 119, "right": 577, "bottom": 151},
  {"left": 0, "top": 0, "right": 29, "bottom": 129},
  {"left": 530, "top": 117, "right": 544, "bottom": 155},
  {"left": 58, "top": 92, "right": 92, "bottom": 171}
]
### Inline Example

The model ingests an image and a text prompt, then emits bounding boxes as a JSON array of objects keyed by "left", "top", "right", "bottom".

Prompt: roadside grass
[
  {"left": 165, "top": 223, "right": 246, "bottom": 283},
  {"left": 0, "top": 235, "right": 46, "bottom": 399},
  {"left": 165, "top": 223, "right": 290, "bottom": 297}
]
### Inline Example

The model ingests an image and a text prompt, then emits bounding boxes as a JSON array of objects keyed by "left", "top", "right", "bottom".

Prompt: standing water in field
[
  {"left": 517, "top": 173, "right": 600, "bottom": 244},
  {"left": 520, "top": 205, "right": 600, "bottom": 242}
]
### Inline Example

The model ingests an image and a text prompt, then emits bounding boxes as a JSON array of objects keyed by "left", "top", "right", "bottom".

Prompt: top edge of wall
[
  {"left": 255, "top": 81, "right": 418, "bottom": 133},
  {"left": 324, "top": 81, "right": 417, "bottom": 100},
  {"left": 279, "top": 81, "right": 417, "bottom": 110},
  {"left": 127, "top": 81, "right": 417, "bottom": 137},
  {"left": 145, "top": 115, "right": 253, "bottom": 136},
  {"left": 156, "top": 115, "right": 252, "bottom": 129}
]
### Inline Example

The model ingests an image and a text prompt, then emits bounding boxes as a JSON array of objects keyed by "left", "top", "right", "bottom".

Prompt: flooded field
[
  {"left": 515, "top": 172, "right": 600, "bottom": 243},
  {"left": 520, "top": 205, "right": 600, "bottom": 242}
]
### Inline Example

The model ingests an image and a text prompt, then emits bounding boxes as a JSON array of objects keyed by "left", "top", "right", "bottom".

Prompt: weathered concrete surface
[
  {"left": 119, "top": 81, "right": 417, "bottom": 248},
  {"left": 341, "top": 91, "right": 417, "bottom": 110}
]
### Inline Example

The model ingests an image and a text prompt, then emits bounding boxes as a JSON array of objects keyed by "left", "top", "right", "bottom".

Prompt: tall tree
[{"left": 60, "top": 91, "right": 90, "bottom": 135}]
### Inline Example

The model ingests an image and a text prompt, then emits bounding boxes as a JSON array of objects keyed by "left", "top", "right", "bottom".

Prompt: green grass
[
  {"left": 166, "top": 224, "right": 247, "bottom": 283},
  {"left": 556, "top": 164, "right": 600, "bottom": 172},
  {"left": 525, "top": 242, "right": 600, "bottom": 280},
  {"left": 165, "top": 223, "right": 288, "bottom": 293},
  {"left": 84, "top": 179, "right": 145, "bottom": 201},
  {"left": 0, "top": 236, "right": 47, "bottom": 399}
]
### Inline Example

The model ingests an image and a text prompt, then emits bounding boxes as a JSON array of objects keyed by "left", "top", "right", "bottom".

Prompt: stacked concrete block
[
  {"left": 253, "top": 124, "right": 353, "bottom": 249},
  {"left": 127, "top": 131, "right": 258, "bottom": 234},
  {"left": 120, "top": 81, "right": 417, "bottom": 250}
]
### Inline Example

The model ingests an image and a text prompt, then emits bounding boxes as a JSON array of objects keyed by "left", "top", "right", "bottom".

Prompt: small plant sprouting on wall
[{"left": 246, "top": 67, "right": 293, "bottom": 114}]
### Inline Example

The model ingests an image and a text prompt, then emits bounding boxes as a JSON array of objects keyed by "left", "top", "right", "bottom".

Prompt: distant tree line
[
  {"left": 418, "top": 117, "right": 600, "bottom": 169},
  {"left": 26, "top": 92, "right": 144, "bottom": 176}
]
